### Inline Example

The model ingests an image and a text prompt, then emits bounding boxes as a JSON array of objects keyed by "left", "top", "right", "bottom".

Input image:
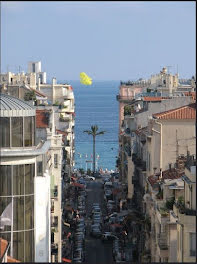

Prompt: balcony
[
  {"left": 174, "top": 202, "right": 197, "bottom": 216},
  {"left": 59, "top": 114, "right": 71, "bottom": 122},
  {"left": 157, "top": 233, "right": 168, "bottom": 250},
  {"left": 116, "top": 94, "right": 134, "bottom": 102},
  {"left": 51, "top": 243, "right": 58, "bottom": 254}
]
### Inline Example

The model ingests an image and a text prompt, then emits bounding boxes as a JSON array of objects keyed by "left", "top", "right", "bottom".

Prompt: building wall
[
  {"left": 34, "top": 172, "right": 51, "bottom": 262},
  {"left": 127, "top": 157, "right": 134, "bottom": 199},
  {"left": 177, "top": 214, "right": 196, "bottom": 262},
  {"left": 169, "top": 224, "right": 178, "bottom": 262},
  {"left": 135, "top": 97, "right": 192, "bottom": 129},
  {"left": 148, "top": 119, "right": 195, "bottom": 175},
  {"left": 50, "top": 135, "right": 62, "bottom": 262}
]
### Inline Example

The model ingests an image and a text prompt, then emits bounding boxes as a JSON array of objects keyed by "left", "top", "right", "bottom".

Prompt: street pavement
[{"left": 84, "top": 180, "right": 114, "bottom": 264}]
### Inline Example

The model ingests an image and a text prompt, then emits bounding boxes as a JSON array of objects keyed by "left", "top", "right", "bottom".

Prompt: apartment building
[
  {"left": 0, "top": 94, "right": 51, "bottom": 262},
  {"left": 36, "top": 109, "right": 63, "bottom": 262},
  {"left": 143, "top": 155, "right": 196, "bottom": 262}
]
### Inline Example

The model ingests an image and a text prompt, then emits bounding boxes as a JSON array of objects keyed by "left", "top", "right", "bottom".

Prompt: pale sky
[{"left": 1, "top": 1, "right": 196, "bottom": 81}]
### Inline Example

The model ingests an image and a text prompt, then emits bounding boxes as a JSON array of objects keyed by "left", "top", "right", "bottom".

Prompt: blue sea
[{"left": 67, "top": 80, "right": 120, "bottom": 171}]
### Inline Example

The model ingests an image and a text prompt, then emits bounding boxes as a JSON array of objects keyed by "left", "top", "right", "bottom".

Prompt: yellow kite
[{"left": 80, "top": 72, "right": 92, "bottom": 85}]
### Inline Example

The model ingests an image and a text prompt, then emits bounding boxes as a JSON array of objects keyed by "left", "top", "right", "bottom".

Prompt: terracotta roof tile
[
  {"left": 30, "top": 88, "right": 47, "bottom": 98},
  {"left": 0, "top": 238, "right": 8, "bottom": 259},
  {"left": 153, "top": 103, "right": 196, "bottom": 120},
  {"left": 147, "top": 175, "right": 159, "bottom": 187},
  {"left": 36, "top": 110, "right": 50, "bottom": 128},
  {"left": 7, "top": 256, "right": 20, "bottom": 262},
  {"left": 135, "top": 126, "right": 148, "bottom": 136},
  {"left": 56, "top": 129, "right": 67, "bottom": 136},
  {"left": 0, "top": 238, "right": 20, "bottom": 262},
  {"left": 143, "top": 97, "right": 163, "bottom": 101},
  {"left": 162, "top": 168, "right": 184, "bottom": 180},
  {"left": 148, "top": 168, "right": 184, "bottom": 187}
]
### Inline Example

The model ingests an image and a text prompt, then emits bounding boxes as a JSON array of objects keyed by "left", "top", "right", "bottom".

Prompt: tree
[
  {"left": 84, "top": 125, "right": 105, "bottom": 174},
  {"left": 24, "top": 90, "right": 36, "bottom": 101},
  {"left": 79, "top": 168, "right": 84, "bottom": 175}
]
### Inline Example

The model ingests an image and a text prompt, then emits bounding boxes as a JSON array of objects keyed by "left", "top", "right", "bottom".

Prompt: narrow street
[{"left": 84, "top": 180, "right": 114, "bottom": 264}]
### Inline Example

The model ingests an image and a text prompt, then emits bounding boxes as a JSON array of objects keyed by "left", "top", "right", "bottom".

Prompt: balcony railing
[
  {"left": 157, "top": 233, "right": 168, "bottom": 250},
  {"left": 51, "top": 220, "right": 58, "bottom": 227},
  {"left": 174, "top": 203, "right": 197, "bottom": 216},
  {"left": 59, "top": 115, "right": 71, "bottom": 122},
  {"left": 116, "top": 95, "right": 134, "bottom": 101}
]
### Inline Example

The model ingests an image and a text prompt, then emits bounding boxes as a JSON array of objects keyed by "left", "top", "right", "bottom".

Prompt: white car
[{"left": 85, "top": 176, "right": 95, "bottom": 181}]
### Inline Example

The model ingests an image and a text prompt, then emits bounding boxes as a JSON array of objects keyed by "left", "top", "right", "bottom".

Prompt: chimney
[{"left": 38, "top": 77, "right": 41, "bottom": 91}]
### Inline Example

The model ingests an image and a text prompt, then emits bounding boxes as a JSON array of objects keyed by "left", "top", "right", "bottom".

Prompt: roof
[
  {"left": 135, "top": 126, "right": 148, "bottom": 136},
  {"left": 0, "top": 238, "right": 20, "bottom": 262},
  {"left": 36, "top": 109, "right": 50, "bottom": 128},
  {"left": 183, "top": 91, "right": 196, "bottom": 101},
  {"left": 56, "top": 129, "right": 68, "bottom": 136},
  {"left": 30, "top": 88, "right": 47, "bottom": 98},
  {"left": 162, "top": 168, "right": 185, "bottom": 180},
  {"left": 143, "top": 97, "right": 162, "bottom": 102},
  {"left": 0, "top": 238, "right": 8, "bottom": 259},
  {"left": 148, "top": 168, "right": 184, "bottom": 187},
  {"left": 7, "top": 256, "right": 20, "bottom": 263},
  {"left": 153, "top": 103, "right": 196, "bottom": 120},
  {"left": 0, "top": 94, "right": 35, "bottom": 117}
]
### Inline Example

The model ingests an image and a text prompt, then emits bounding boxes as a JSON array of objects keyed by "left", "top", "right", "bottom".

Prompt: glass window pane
[
  {"left": 25, "top": 195, "right": 34, "bottom": 229},
  {"left": 0, "top": 117, "right": 10, "bottom": 147},
  {"left": 11, "top": 117, "right": 23, "bottom": 147},
  {"left": 13, "top": 231, "right": 24, "bottom": 262},
  {"left": 0, "top": 165, "right": 12, "bottom": 196},
  {"left": 13, "top": 197, "right": 24, "bottom": 231},
  {"left": 25, "top": 230, "right": 34, "bottom": 262},
  {"left": 37, "top": 161, "right": 43, "bottom": 176},
  {"left": 13, "top": 165, "right": 24, "bottom": 195},
  {"left": 25, "top": 164, "right": 34, "bottom": 194},
  {"left": 24, "top": 117, "right": 32, "bottom": 146},
  {"left": 0, "top": 197, "right": 12, "bottom": 232},
  {"left": 32, "top": 116, "right": 35, "bottom": 146}
]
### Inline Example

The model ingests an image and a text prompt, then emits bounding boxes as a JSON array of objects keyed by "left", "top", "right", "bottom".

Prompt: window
[
  {"left": 54, "top": 154, "right": 58, "bottom": 168},
  {"left": 37, "top": 161, "right": 43, "bottom": 176},
  {"left": 25, "top": 164, "right": 34, "bottom": 195},
  {"left": 11, "top": 117, "right": 23, "bottom": 147},
  {"left": 24, "top": 117, "right": 32, "bottom": 146},
  {"left": 13, "top": 165, "right": 24, "bottom": 195},
  {"left": 0, "top": 166, "right": 12, "bottom": 196},
  {"left": 190, "top": 233, "right": 196, "bottom": 256},
  {"left": 0, "top": 117, "right": 10, "bottom": 147}
]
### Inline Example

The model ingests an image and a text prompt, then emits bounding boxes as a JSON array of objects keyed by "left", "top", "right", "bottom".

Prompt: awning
[
  {"left": 63, "top": 222, "right": 71, "bottom": 227},
  {"left": 62, "top": 258, "right": 72, "bottom": 263},
  {"left": 71, "top": 182, "right": 84, "bottom": 188}
]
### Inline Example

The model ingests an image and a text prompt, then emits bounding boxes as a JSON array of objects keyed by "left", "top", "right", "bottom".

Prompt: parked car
[
  {"left": 101, "top": 232, "right": 118, "bottom": 241},
  {"left": 90, "top": 228, "right": 102, "bottom": 238},
  {"left": 85, "top": 176, "right": 95, "bottom": 181},
  {"left": 73, "top": 249, "right": 84, "bottom": 263}
]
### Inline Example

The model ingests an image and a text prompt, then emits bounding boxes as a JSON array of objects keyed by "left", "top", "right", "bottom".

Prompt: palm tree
[{"left": 84, "top": 125, "right": 105, "bottom": 174}]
